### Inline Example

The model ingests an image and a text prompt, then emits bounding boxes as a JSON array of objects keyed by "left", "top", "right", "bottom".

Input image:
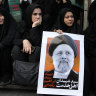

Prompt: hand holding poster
[{"left": 37, "top": 31, "right": 84, "bottom": 96}]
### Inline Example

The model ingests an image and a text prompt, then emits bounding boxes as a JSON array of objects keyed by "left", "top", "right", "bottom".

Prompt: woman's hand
[
  {"left": 32, "top": 19, "right": 42, "bottom": 28},
  {"left": 53, "top": 29, "right": 63, "bottom": 34},
  {"left": 23, "top": 39, "right": 32, "bottom": 54}
]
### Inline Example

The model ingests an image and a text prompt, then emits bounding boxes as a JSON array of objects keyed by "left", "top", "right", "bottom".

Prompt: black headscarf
[
  {"left": 0, "top": 0, "right": 9, "bottom": 12},
  {"left": 88, "top": 0, "right": 96, "bottom": 24},
  {"left": 0, "top": 7, "right": 9, "bottom": 41},
  {"left": 75, "top": 0, "right": 83, "bottom": 7},
  {"left": 84, "top": 0, "right": 96, "bottom": 56},
  {"left": 62, "top": 0, "right": 72, "bottom": 8},
  {"left": 52, "top": 8, "right": 82, "bottom": 34},
  {"left": 25, "top": 3, "right": 42, "bottom": 28}
]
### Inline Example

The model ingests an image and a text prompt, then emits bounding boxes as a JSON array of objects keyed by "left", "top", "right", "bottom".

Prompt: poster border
[{"left": 37, "top": 31, "right": 84, "bottom": 96}]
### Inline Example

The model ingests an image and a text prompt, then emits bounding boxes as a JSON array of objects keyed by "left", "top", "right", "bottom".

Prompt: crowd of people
[{"left": 0, "top": 0, "right": 95, "bottom": 96}]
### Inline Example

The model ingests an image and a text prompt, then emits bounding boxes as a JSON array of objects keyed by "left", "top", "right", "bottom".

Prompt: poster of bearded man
[{"left": 37, "top": 31, "right": 84, "bottom": 96}]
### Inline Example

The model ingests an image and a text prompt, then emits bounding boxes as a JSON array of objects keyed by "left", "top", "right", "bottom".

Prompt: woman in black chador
[
  {"left": 52, "top": 8, "right": 82, "bottom": 34},
  {"left": 0, "top": 7, "right": 16, "bottom": 85},
  {"left": 11, "top": 3, "right": 44, "bottom": 63},
  {"left": 84, "top": 0, "right": 96, "bottom": 96}
]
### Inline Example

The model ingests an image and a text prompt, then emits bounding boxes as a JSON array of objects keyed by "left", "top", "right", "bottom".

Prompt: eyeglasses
[{"left": 32, "top": 13, "right": 42, "bottom": 16}]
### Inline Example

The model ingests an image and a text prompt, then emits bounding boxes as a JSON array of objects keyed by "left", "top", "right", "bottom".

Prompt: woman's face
[
  {"left": 64, "top": 12, "right": 74, "bottom": 27},
  {"left": 0, "top": 14, "right": 4, "bottom": 25},
  {"left": 32, "top": 8, "right": 42, "bottom": 23}
]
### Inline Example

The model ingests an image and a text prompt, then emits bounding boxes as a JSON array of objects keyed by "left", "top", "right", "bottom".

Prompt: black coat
[
  {"left": 19, "top": 0, "right": 30, "bottom": 20},
  {"left": 12, "top": 21, "right": 43, "bottom": 63},
  {"left": 13, "top": 21, "right": 43, "bottom": 47},
  {"left": 12, "top": 4, "right": 44, "bottom": 63},
  {"left": 0, "top": 0, "right": 9, "bottom": 12},
  {"left": 0, "top": 8, "right": 16, "bottom": 80},
  {"left": 34, "top": 0, "right": 64, "bottom": 30},
  {"left": 0, "top": 7, "right": 16, "bottom": 51},
  {"left": 84, "top": 0, "right": 96, "bottom": 56},
  {"left": 13, "top": 4, "right": 43, "bottom": 47}
]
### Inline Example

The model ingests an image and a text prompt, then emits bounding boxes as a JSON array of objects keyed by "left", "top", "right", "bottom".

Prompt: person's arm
[
  {"left": 13, "top": 21, "right": 26, "bottom": 46},
  {"left": 13, "top": 21, "right": 32, "bottom": 54}
]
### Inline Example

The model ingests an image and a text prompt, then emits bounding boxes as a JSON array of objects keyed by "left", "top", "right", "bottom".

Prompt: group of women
[
  {"left": 0, "top": 0, "right": 82, "bottom": 82},
  {"left": 1, "top": 0, "right": 95, "bottom": 96}
]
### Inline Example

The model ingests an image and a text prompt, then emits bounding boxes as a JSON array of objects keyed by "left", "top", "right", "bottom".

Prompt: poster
[
  {"left": 37, "top": 31, "right": 84, "bottom": 96},
  {"left": 8, "top": 0, "right": 22, "bottom": 22}
]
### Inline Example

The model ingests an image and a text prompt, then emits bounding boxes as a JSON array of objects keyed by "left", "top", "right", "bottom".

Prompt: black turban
[{"left": 48, "top": 34, "right": 77, "bottom": 57}]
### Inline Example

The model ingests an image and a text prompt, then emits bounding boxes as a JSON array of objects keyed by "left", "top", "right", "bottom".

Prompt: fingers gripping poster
[{"left": 37, "top": 31, "right": 84, "bottom": 96}]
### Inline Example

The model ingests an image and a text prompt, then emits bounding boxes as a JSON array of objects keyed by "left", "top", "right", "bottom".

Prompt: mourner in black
[
  {"left": 52, "top": 8, "right": 82, "bottom": 34},
  {"left": 84, "top": 0, "right": 96, "bottom": 96},
  {"left": 0, "top": 7, "right": 16, "bottom": 85},
  {"left": 11, "top": 4, "right": 44, "bottom": 63}
]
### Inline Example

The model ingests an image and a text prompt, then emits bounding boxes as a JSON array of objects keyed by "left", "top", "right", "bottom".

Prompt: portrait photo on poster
[
  {"left": 37, "top": 31, "right": 84, "bottom": 96},
  {"left": 44, "top": 34, "right": 79, "bottom": 90}
]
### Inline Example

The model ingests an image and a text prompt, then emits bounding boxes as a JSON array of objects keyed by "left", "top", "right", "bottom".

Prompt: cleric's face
[{"left": 52, "top": 44, "right": 74, "bottom": 73}]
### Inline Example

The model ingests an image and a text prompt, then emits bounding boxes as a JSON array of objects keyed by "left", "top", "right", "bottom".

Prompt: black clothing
[
  {"left": 0, "top": 8, "right": 16, "bottom": 82},
  {"left": 35, "top": 0, "right": 83, "bottom": 30},
  {"left": 0, "top": 7, "right": 16, "bottom": 51},
  {"left": 0, "top": 0, "right": 9, "bottom": 12},
  {"left": 88, "top": 0, "right": 96, "bottom": 24},
  {"left": 44, "top": 70, "right": 78, "bottom": 89},
  {"left": 19, "top": 0, "right": 30, "bottom": 20},
  {"left": 13, "top": 21, "right": 43, "bottom": 47},
  {"left": 12, "top": 4, "right": 43, "bottom": 63},
  {"left": 52, "top": 8, "right": 82, "bottom": 34},
  {"left": 11, "top": 45, "right": 40, "bottom": 63},
  {"left": 84, "top": 1, "right": 96, "bottom": 96},
  {"left": 84, "top": 0, "right": 96, "bottom": 56},
  {"left": 34, "top": 0, "right": 63, "bottom": 30},
  {"left": 12, "top": 21, "right": 43, "bottom": 63}
]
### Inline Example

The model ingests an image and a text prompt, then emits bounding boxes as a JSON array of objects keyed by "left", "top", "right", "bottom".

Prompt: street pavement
[{"left": 0, "top": 88, "right": 95, "bottom": 96}]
